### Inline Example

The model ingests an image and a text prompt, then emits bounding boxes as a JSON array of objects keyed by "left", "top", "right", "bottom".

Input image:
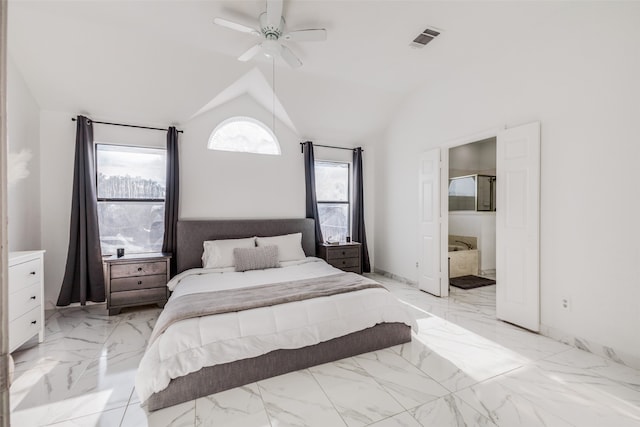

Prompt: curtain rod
[
  {"left": 71, "top": 118, "right": 184, "bottom": 134},
  {"left": 299, "top": 142, "right": 362, "bottom": 153}
]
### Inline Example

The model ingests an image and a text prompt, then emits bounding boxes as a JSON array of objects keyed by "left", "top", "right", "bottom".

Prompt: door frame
[{"left": 438, "top": 126, "right": 502, "bottom": 297}]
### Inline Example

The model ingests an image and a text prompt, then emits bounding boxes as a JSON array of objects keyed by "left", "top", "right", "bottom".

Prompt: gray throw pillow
[{"left": 233, "top": 245, "right": 280, "bottom": 272}]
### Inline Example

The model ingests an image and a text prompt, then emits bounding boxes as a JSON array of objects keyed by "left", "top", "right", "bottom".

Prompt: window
[
  {"left": 208, "top": 116, "right": 280, "bottom": 155},
  {"left": 315, "top": 161, "right": 350, "bottom": 242},
  {"left": 96, "top": 144, "right": 166, "bottom": 255}
]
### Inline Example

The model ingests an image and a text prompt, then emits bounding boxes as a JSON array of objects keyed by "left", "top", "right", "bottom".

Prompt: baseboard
[
  {"left": 372, "top": 268, "right": 417, "bottom": 287},
  {"left": 540, "top": 324, "right": 640, "bottom": 370},
  {"left": 373, "top": 269, "right": 639, "bottom": 370}
]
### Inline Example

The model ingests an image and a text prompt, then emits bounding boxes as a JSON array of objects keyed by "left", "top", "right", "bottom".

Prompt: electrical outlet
[
  {"left": 416, "top": 261, "right": 419, "bottom": 268},
  {"left": 561, "top": 297, "right": 571, "bottom": 311}
]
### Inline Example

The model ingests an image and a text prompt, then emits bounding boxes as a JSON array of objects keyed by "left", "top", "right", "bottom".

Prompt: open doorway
[
  {"left": 419, "top": 122, "right": 540, "bottom": 331},
  {"left": 447, "top": 137, "right": 497, "bottom": 314}
]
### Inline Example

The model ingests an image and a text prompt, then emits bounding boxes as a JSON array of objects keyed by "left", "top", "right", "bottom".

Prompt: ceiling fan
[{"left": 214, "top": 0, "right": 327, "bottom": 69}]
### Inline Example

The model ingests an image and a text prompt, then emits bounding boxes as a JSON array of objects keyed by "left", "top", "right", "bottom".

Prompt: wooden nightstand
[
  {"left": 317, "top": 242, "right": 362, "bottom": 274},
  {"left": 103, "top": 253, "right": 171, "bottom": 315}
]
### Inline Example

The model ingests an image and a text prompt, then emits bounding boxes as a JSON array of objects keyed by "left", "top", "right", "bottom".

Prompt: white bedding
[{"left": 135, "top": 257, "right": 416, "bottom": 404}]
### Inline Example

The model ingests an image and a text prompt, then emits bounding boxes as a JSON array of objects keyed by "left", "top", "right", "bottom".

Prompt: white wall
[
  {"left": 40, "top": 111, "right": 76, "bottom": 308},
  {"left": 375, "top": 3, "right": 640, "bottom": 360},
  {"left": 182, "top": 94, "right": 376, "bottom": 266},
  {"left": 7, "top": 56, "right": 41, "bottom": 252},
  {"left": 39, "top": 96, "right": 377, "bottom": 307},
  {"left": 181, "top": 95, "right": 305, "bottom": 220}
]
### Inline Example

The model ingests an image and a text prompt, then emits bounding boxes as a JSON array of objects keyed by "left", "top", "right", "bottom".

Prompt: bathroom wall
[
  {"left": 449, "top": 137, "right": 496, "bottom": 178},
  {"left": 449, "top": 212, "right": 496, "bottom": 274}
]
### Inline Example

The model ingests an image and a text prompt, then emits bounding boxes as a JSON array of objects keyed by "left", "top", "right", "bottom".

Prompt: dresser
[
  {"left": 317, "top": 242, "right": 362, "bottom": 274},
  {"left": 8, "top": 251, "right": 45, "bottom": 353},
  {"left": 103, "top": 253, "right": 171, "bottom": 315}
]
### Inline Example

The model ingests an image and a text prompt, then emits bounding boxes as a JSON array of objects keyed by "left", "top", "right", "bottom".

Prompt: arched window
[{"left": 208, "top": 117, "right": 281, "bottom": 155}]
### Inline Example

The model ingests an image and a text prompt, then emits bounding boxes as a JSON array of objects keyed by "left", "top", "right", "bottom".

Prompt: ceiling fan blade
[
  {"left": 279, "top": 44, "right": 302, "bottom": 68},
  {"left": 266, "top": 0, "right": 283, "bottom": 28},
  {"left": 238, "top": 44, "right": 263, "bottom": 62},
  {"left": 213, "top": 17, "right": 260, "bottom": 36},
  {"left": 283, "top": 29, "right": 327, "bottom": 42}
]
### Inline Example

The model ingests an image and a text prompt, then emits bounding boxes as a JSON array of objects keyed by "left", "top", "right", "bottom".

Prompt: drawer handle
[
  {"left": 342, "top": 251, "right": 346, "bottom": 255},
  {"left": 30, "top": 296, "right": 36, "bottom": 300},
  {"left": 137, "top": 267, "right": 142, "bottom": 272},
  {"left": 29, "top": 271, "right": 36, "bottom": 275},
  {"left": 342, "top": 261, "right": 346, "bottom": 265},
  {"left": 138, "top": 280, "right": 142, "bottom": 285},
  {"left": 31, "top": 320, "right": 37, "bottom": 325}
]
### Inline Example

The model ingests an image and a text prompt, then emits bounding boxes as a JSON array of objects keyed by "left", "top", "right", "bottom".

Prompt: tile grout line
[
  {"left": 452, "top": 356, "right": 596, "bottom": 427},
  {"left": 118, "top": 385, "right": 137, "bottom": 427},
  {"left": 534, "top": 348, "right": 640, "bottom": 395},
  {"left": 42, "top": 307, "right": 163, "bottom": 426},
  {"left": 349, "top": 352, "right": 423, "bottom": 415},
  {"left": 15, "top": 307, "right": 125, "bottom": 419},
  {"left": 254, "top": 381, "right": 276, "bottom": 427},
  {"left": 51, "top": 308, "right": 127, "bottom": 425},
  {"left": 306, "top": 366, "right": 350, "bottom": 427}
]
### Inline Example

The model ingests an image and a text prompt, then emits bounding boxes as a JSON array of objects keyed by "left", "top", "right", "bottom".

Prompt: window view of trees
[
  {"left": 315, "top": 161, "right": 350, "bottom": 242},
  {"left": 97, "top": 173, "right": 165, "bottom": 199},
  {"left": 96, "top": 144, "right": 166, "bottom": 255}
]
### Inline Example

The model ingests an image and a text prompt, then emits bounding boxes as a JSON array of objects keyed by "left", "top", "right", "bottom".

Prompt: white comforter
[{"left": 135, "top": 257, "right": 416, "bottom": 403}]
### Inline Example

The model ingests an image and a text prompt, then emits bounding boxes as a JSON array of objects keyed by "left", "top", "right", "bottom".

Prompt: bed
[{"left": 136, "top": 218, "right": 414, "bottom": 411}]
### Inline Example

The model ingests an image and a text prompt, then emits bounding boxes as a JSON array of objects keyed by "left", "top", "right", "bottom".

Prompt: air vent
[{"left": 410, "top": 27, "right": 441, "bottom": 48}]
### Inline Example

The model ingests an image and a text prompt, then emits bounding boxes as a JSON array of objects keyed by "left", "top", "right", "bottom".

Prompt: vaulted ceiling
[{"left": 8, "top": 1, "right": 573, "bottom": 144}]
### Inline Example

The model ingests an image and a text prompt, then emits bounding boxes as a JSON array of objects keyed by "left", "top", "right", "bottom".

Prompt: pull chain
[{"left": 272, "top": 58, "right": 276, "bottom": 135}]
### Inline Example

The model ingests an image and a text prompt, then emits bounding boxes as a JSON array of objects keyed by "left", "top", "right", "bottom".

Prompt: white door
[
  {"left": 496, "top": 122, "right": 540, "bottom": 331},
  {"left": 418, "top": 149, "right": 441, "bottom": 296}
]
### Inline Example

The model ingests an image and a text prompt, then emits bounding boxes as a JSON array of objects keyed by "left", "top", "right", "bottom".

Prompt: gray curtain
[
  {"left": 352, "top": 147, "right": 371, "bottom": 272},
  {"left": 162, "top": 127, "right": 179, "bottom": 276},
  {"left": 57, "top": 116, "right": 105, "bottom": 306},
  {"left": 302, "top": 141, "right": 323, "bottom": 244}
]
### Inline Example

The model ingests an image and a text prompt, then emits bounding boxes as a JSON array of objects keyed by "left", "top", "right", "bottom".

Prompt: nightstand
[
  {"left": 103, "top": 253, "right": 171, "bottom": 315},
  {"left": 317, "top": 242, "right": 362, "bottom": 274}
]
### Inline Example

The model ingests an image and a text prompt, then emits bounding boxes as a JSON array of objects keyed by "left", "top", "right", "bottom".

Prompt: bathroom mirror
[{"left": 448, "top": 174, "right": 496, "bottom": 211}]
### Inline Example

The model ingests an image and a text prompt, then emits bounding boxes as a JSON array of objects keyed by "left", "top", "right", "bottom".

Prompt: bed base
[{"left": 146, "top": 322, "right": 411, "bottom": 411}]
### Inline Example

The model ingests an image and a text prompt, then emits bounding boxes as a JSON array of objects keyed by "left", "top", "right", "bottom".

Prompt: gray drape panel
[
  {"left": 302, "top": 141, "right": 324, "bottom": 244},
  {"left": 57, "top": 116, "right": 105, "bottom": 306},
  {"left": 352, "top": 147, "right": 371, "bottom": 272},
  {"left": 162, "top": 127, "right": 179, "bottom": 276}
]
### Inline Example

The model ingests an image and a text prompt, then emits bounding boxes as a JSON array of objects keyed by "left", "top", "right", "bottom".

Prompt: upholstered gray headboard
[{"left": 176, "top": 218, "right": 316, "bottom": 274}]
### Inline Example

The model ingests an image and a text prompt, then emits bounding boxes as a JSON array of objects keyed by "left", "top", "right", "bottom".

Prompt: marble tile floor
[
  {"left": 9, "top": 274, "right": 640, "bottom": 427},
  {"left": 448, "top": 282, "right": 496, "bottom": 317}
]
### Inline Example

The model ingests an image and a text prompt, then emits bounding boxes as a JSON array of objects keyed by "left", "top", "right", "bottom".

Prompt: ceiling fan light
[
  {"left": 216, "top": 0, "right": 325, "bottom": 69},
  {"left": 262, "top": 40, "right": 280, "bottom": 56}
]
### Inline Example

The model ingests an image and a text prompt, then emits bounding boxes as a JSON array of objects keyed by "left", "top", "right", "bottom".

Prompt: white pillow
[
  {"left": 256, "top": 232, "right": 306, "bottom": 262},
  {"left": 202, "top": 237, "right": 256, "bottom": 268}
]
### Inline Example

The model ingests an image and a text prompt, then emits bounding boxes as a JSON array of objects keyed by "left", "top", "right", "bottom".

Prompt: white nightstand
[{"left": 8, "top": 250, "right": 45, "bottom": 352}]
